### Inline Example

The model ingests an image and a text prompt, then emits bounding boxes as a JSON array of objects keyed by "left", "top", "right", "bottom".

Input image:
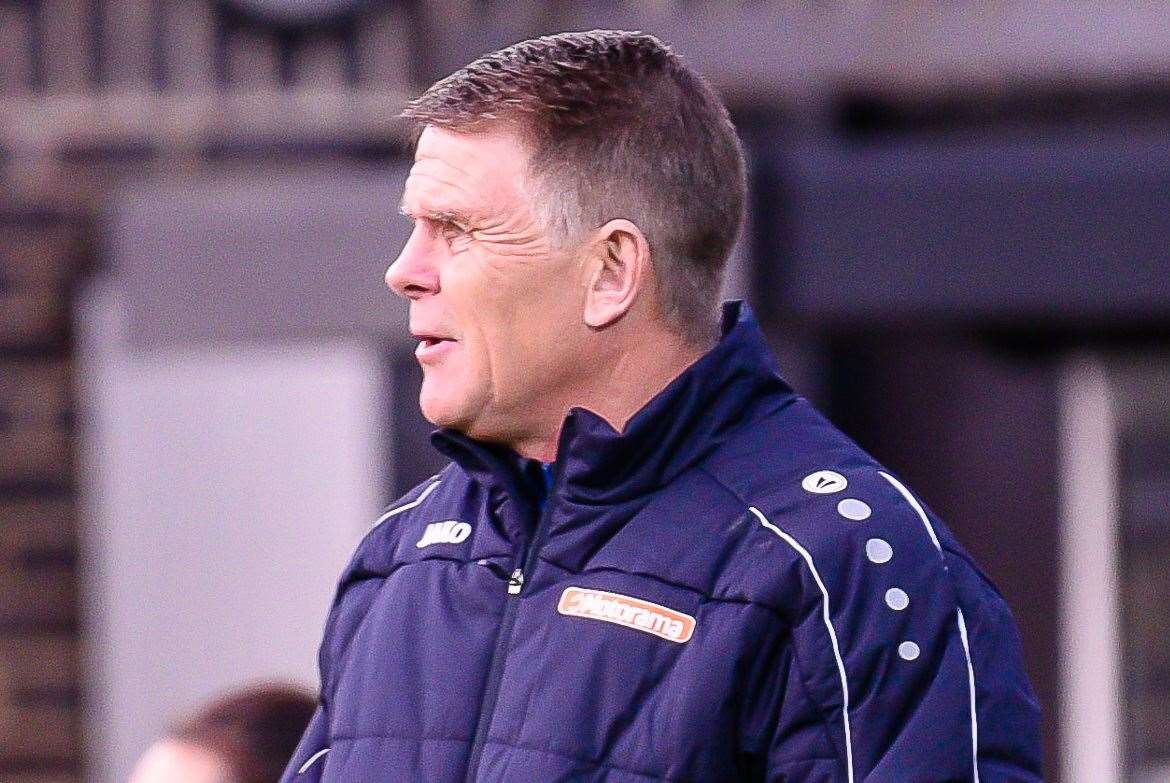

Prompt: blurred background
[{"left": 1, "top": 1, "right": 1168, "bottom": 781}]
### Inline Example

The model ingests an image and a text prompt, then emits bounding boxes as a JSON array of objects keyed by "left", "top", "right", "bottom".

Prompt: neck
[{"left": 511, "top": 327, "right": 712, "bottom": 462}]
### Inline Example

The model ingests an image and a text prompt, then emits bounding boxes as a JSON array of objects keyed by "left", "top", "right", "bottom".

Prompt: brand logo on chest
[
  {"left": 557, "top": 586, "right": 696, "bottom": 643},
  {"left": 416, "top": 520, "right": 472, "bottom": 548}
]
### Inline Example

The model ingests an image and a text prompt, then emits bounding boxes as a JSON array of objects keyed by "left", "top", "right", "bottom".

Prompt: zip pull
[{"left": 507, "top": 568, "right": 524, "bottom": 595}]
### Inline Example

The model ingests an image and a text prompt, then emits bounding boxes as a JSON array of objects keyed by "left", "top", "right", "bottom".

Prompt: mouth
[
  {"left": 411, "top": 330, "right": 457, "bottom": 363},
  {"left": 412, "top": 330, "right": 455, "bottom": 345}
]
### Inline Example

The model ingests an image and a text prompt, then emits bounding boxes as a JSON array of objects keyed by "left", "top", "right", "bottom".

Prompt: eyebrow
[{"left": 399, "top": 204, "right": 473, "bottom": 225}]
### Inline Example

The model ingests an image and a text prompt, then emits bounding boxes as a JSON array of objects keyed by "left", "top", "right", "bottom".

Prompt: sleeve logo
[
  {"left": 801, "top": 470, "right": 848, "bottom": 494},
  {"left": 557, "top": 586, "right": 696, "bottom": 643}
]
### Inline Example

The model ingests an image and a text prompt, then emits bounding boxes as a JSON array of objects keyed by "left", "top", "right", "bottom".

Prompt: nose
[{"left": 385, "top": 223, "right": 440, "bottom": 299}]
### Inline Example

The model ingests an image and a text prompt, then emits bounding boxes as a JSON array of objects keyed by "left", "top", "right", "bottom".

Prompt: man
[{"left": 283, "top": 30, "right": 1042, "bottom": 782}]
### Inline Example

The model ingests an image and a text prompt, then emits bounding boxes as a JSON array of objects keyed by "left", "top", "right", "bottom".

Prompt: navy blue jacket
[{"left": 283, "top": 302, "right": 1042, "bottom": 782}]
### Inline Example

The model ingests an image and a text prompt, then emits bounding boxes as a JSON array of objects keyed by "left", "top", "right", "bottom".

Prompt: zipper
[
  {"left": 464, "top": 468, "right": 562, "bottom": 782},
  {"left": 507, "top": 568, "right": 524, "bottom": 595}
]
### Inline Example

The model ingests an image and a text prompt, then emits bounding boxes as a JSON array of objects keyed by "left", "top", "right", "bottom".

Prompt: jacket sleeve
[
  {"left": 280, "top": 705, "right": 330, "bottom": 782},
  {"left": 754, "top": 469, "right": 1042, "bottom": 782}
]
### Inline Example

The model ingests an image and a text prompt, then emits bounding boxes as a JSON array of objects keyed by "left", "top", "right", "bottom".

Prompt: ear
[{"left": 583, "top": 219, "right": 650, "bottom": 329}]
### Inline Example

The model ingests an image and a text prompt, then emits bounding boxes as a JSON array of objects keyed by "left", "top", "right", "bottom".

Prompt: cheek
[
  {"left": 441, "top": 247, "right": 581, "bottom": 383},
  {"left": 486, "top": 299, "right": 579, "bottom": 395},
  {"left": 445, "top": 264, "right": 523, "bottom": 350}
]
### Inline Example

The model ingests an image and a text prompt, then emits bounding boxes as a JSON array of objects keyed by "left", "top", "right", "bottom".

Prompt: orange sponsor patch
[{"left": 557, "top": 586, "right": 696, "bottom": 643}]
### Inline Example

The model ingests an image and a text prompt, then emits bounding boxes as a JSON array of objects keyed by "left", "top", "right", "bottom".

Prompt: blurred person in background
[
  {"left": 129, "top": 683, "right": 315, "bottom": 783},
  {"left": 284, "top": 30, "right": 1042, "bottom": 782}
]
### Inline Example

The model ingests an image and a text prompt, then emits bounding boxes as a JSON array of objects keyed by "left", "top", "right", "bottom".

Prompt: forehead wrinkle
[
  {"left": 402, "top": 171, "right": 481, "bottom": 220},
  {"left": 408, "top": 151, "right": 487, "bottom": 197},
  {"left": 412, "top": 139, "right": 531, "bottom": 199},
  {"left": 411, "top": 150, "right": 476, "bottom": 181},
  {"left": 405, "top": 168, "right": 476, "bottom": 199},
  {"left": 405, "top": 130, "right": 541, "bottom": 235},
  {"left": 405, "top": 170, "right": 531, "bottom": 230}
]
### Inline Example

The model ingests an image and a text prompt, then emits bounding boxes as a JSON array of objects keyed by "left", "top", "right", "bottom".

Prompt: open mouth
[{"left": 413, "top": 332, "right": 457, "bottom": 362}]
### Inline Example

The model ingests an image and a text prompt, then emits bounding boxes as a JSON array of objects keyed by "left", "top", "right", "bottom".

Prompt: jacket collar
[{"left": 431, "top": 301, "right": 794, "bottom": 506}]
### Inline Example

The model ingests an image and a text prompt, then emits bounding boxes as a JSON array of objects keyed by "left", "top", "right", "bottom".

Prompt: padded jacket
[{"left": 282, "top": 302, "right": 1043, "bottom": 782}]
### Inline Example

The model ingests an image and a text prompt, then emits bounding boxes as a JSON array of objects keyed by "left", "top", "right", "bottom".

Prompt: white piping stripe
[
  {"left": 878, "top": 471, "right": 980, "bottom": 783},
  {"left": 297, "top": 747, "right": 330, "bottom": 775},
  {"left": 749, "top": 506, "right": 854, "bottom": 783},
  {"left": 956, "top": 608, "right": 981, "bottom": 783},
  {"left": 371, "top": 480, "right": 441, "bottom": 529},
  {"left": 878, "top": 471, "right": 942, "bottom": 552}
]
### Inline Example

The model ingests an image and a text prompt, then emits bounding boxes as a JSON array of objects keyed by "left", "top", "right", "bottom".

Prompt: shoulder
[
  {"left": 699, "top": 397, "right": 966, "bottom": 616},
  {"left": 368, "top": 470, "right": 449, "bottom": 536},
  {"left": 704, "top": 467, "right": 955, "bottom": 622},
  {"left": 745, "top": 466, "right": 954, "bottom": 605},
  {"left": 344, "top": 463, "right": 473, "bottom": 574},
  {"left": 733, "top": 462, "right": 1037, "bottom": 777}
]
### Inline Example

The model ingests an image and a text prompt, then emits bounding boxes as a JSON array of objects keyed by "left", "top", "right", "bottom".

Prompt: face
[
  {"left": 128, "top": 740, "right": 231, "bottom": 783},
  {"left": 387, "top": 125, "right": 592, "bottom": 446}
]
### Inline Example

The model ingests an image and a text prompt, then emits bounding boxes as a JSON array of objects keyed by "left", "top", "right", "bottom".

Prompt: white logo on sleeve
[
  {"left": 416, "top": 520, "right": 472, "bottom": 548},
  {"left": 801, "top": 470, "right": 848, "bottom": 494}
]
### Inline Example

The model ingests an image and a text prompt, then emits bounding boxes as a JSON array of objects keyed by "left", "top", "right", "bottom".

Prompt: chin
[
  {"left": 418, "top": 396, "right": 459, "bottom": 428},
  {"left": 417, "top": 371, "right": 495, "bottom": 435},
  {"left": 418, "top": 385, "right": 476, "bottom": 431}
]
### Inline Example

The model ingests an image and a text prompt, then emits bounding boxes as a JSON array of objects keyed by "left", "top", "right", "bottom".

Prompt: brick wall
[{"left": 0, "top": 204, "right": 90, "bottom": 783}]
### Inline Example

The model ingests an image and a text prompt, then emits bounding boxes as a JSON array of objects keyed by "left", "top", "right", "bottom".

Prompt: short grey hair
[{"left": 403, "top": 30, "right": 747, "bottom": 345}]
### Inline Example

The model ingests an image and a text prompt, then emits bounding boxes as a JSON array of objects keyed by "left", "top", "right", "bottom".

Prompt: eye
[{"left": 438, "top": 220, "right": 469, "bottom": 242}]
